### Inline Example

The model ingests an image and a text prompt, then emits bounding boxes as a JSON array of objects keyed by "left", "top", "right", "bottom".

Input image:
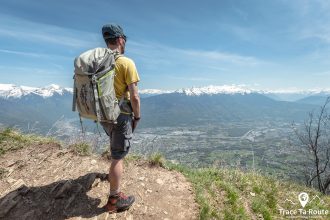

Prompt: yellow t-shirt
[{"left": 114, "top": 56, "right": 140, "bottom": 100}]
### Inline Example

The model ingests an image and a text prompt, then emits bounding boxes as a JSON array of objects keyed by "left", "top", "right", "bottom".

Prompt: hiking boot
[{"left": 104, "top": 192, "right": 135, "bottom": 213}]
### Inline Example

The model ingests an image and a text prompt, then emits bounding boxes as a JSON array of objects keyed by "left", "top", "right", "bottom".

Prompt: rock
[
  {"left": 91, "top": 159, "right": 97, "bottom": 165},
  {"left": 126, "top": 214, "right": 133, "bottom": 220},
  {"left": 163, "top": 210, "right": 168, "bottom": 215},
  {"left": 18, "top": 185, "right": 30, "bottom": 195},
  {"left": 7, "top": 178, "right": 16, "bottom": 184},
  {"left": 85, "top": 173, "right": 98, "bottom": 189},
  {"left": 97, "top": 212, "right": 109, "bottom": 220},
  {"left": 10, "top": 179, "right": 26, "bottom": 192},
  {"left": 92, "top": 178, "right": 101, "bottom": 188},
  {"left": 55, "top": 181, "right": 73, "bottom": 198},
  {"left": 0, "top": 191, "right": 20, "bottom": 217},
  {"left": 146, "top": 189, "right": 152, "bottom": 193},
  {"left": 138, "top": 176, "right": 145, "bottom": 181},
  {"left": 250, "top": 192, "right": 256, "bottom": 197},
  {"left": 21, "top": 210, "right": 42, "bottom": 220},
  {"left": 65, "top": 193, "right": 77, "bottom": 210},
  {"left": 109, "top": 213, "right": 117, "bottom": 219},
  {"left": 156, "top": 178, "right": 164, "bottom": 185},
  {"left": 140, "top": 183, "right": 145, "bottom": 187}
]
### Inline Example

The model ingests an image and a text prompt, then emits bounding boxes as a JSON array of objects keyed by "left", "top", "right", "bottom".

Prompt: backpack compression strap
[
  {"left": 113, "top": 51, "right": 129, "bottom": 113},
  {"left": 92, "top": 75, "right": 102, "bottom": 122}
]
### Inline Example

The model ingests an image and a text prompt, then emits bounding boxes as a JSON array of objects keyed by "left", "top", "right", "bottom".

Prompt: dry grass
[{"left": 0, "top": 128, "right": 56, "bottom": 156}]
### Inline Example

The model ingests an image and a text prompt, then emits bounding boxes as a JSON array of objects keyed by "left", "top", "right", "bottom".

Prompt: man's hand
[
  {"left": 132, "top": 117, "right": 140, "bottom": 132},
  {"left": 128, "top": 82, "right": 140, "bottom": 132}
]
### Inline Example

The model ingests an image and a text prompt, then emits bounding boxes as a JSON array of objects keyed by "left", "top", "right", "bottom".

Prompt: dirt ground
[{"left": 0, "top": 143, "right": 198, "bottom": 220}]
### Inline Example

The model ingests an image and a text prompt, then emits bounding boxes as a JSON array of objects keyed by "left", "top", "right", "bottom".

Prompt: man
[{"left": 101, "top": 23, "right": 141, "bottom": 213}]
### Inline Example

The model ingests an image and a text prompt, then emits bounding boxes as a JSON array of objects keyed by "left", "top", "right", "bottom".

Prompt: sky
[{"left": 0, "top": 0, "right": 330, "bottom": 91}]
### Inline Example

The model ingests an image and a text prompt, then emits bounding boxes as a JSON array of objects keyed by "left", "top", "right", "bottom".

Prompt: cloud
[
  {"left": 0, "top": 14, "right": 97, "bottom": 48},
  {"left": 0, "top": 49, "right": 43, "bottom": 57},
  {"left": 128, "top": 40, "right": 265, "bottom": 68},
  {"left": 299, "top": 23, "right": 330, "bottom": 43},
  {"left": 168, "top": 76, "right": 215, "bottom": 81},
  {"left": 180, "top": 49, "right": 261, "bottom": 66},
  {"left": 289, "top": 0, "right": 330, "bottom": 44},
  {"left": 0, "top": 65, "right": 61, "bottom": 75},
  {"left": 0, "top": 48, "right": 72, "bottom": 60}
]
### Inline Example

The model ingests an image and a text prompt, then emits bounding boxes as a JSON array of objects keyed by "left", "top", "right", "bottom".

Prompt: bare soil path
[{"left": 0, "top": 143, "right": 198, "bottom": 220}]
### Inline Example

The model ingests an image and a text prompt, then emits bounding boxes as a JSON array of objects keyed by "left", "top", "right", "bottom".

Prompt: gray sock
[{"left": 110, "top": 189, "right": 120, "bottom": 196}]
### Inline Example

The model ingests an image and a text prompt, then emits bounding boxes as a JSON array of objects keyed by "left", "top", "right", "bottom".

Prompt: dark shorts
[{"left": 101, "top": 113, "right": 133, "bottom": 160}]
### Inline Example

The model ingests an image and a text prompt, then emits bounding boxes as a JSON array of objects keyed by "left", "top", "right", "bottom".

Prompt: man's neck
[{"left": 108, "top": 45, "right": 122, "bottom": 54}]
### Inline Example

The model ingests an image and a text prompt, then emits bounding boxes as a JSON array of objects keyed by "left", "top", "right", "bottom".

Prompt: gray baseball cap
[{"left": 102, "top": 23, "right": 126, "bottom": 40}]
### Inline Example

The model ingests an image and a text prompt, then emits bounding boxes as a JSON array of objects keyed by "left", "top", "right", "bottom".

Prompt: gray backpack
[{"left": 72, "top": 47, "right": 123, "bottom": 124}]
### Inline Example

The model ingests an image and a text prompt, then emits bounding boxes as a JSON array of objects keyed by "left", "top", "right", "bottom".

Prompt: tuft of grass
[
  {"left": 0, "top": 167, "right": 7, "bottom": 179},
  {"left": 252, "top": 198, "right": 271, "bottom": 220},
  {"left": 148, "top": 152, "right": 166, "bottom": 168},
  {"left": 101, "top": 149, "right": 111, "bottom": 160},
  {"left": 125, "top": 154, "right": 142, "bottom": 162},
  {"left": 0, "top": 127, "right": 57, "bottom": 156},
  {"left": 69, "top": 142, "right": 91, "bottom": 156}
]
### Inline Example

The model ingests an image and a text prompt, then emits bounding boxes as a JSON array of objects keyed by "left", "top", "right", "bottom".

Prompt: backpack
[{"left": 72, "top": 47, "right": 123, "bottom": 124}]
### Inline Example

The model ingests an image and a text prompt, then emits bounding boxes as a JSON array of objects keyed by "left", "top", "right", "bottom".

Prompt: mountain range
[{"left": 0, "top": 84, "right": 328, "bottom": 133}]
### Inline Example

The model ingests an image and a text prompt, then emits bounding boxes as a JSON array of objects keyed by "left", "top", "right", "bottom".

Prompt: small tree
[{"left": 294, "top": 97, "right": 330, "bottom": 194}]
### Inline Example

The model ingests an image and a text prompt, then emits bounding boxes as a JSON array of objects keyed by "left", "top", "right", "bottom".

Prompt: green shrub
[
  {"left": 148, "top": 152, "right": 165, "bottom": 167},
  {"left": 69, "top": 142, "right": 91, "bottom": 156}
]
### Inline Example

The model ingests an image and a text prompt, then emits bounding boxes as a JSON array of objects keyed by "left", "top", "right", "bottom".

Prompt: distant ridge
[
  {"left": 0, "top": 84, "right": 330, "bottom": 98},
  {"left": 1, "top": 83, "right": 330, "bottom": 100},
  {"left": 0, "top": 84, "right": 72, "bottom": 99}
]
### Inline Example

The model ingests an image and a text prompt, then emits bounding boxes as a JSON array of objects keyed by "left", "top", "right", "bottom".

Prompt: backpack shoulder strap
[{"left": 113, "top": 50, "right": 123, "bottom": 61}]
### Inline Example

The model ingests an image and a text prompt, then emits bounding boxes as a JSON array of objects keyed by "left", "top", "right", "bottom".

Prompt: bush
[
  {"left": 148, "top": 152, "right": 165, "bottom": 167},
  {"left": 69, "top": 142, "right": 91, "bottom": 156}
]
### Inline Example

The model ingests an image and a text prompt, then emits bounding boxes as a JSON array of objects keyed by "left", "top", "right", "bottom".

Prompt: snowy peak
[
  {"left": 176, "top": 85, "right": 253, "bottom": 96},
  {"left": 0, "top": 84, "right": 72, "bottom": 99},
  {"left": 139, "top": 89, "right": 173, "bottom": 95},
  {"left": 1, "top": 83, "right": 330, "bottom": 100}
]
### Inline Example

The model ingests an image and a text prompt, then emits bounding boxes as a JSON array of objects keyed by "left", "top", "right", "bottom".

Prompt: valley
[{"left": 132, "top": 120, "right": 305, "bottom": 182}]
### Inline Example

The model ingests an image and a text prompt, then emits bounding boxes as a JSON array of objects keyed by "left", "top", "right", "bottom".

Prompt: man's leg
[
  {"left": 109, "top": 159, "right": 123, "bottom": 195},
  {"left": 105, "top": 156, "right": 134, "bottom": 213},
  {"left": 104, "top": 114, "right": 135, "bottom": 213}
]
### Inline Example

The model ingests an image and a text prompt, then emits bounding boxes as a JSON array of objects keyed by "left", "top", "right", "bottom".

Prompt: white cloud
[
  {"left": 289, "top": 0, "right": 330, "bottom": 44},
  {"left": 128, "top": 40, "right": 265, "bottom": 68},
  {"left": 0, "top": 49, "right": 43, "bottom": 57},
  {"left": 0, "top": 14, "right": 97, "bottom": 48},
  {"left": 180, "top": 49, "right": 261, "bottom": 66},
  {"left": 168, "top": 76, "right": 214, "bottom": 81},
  {"left": 0, "top": 48, "right": 72, "bottom": 60}
]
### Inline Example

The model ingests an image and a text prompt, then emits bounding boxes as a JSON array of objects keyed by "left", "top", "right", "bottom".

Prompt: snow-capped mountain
[
  {"left": 1, "top": 83, "right": 330, "bottom": 105},
  {"left": 175, "top": 85, "right": 253, "bottom": 96},
  {"left": 0, "top": 84, "right": 72, "bottom": 99},
  {"left": 1, "top": 83, "right": 330, "bottom": 100},
  {"left": 0, "top": 83, "right": 325, "bottom": 133}
]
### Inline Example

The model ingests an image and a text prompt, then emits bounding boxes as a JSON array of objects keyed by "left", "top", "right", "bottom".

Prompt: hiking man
[{"left": 101, "top": 23, "right": 141, "bottom": 213}]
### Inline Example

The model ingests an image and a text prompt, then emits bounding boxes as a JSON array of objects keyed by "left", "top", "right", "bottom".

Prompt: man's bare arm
[{"left": 128, "top": 82, "right": 140, "bottom": 118}]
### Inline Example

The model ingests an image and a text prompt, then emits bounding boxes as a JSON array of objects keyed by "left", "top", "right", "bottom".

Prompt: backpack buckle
[{"left": 92, "top": 75, "right": 97, "bottom": 84}]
